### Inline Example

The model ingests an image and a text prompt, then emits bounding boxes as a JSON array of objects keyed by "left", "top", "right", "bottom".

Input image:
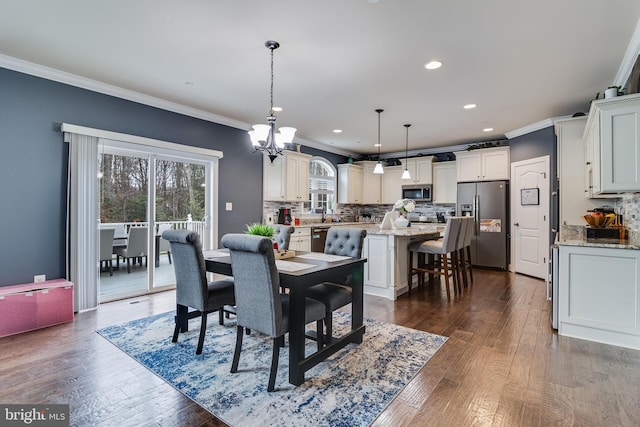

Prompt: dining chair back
[
  {"left": 408, "top": 217, "right": 462, "bottom": 299},
  {"left": 221, "top": 233, "right": 325, "bottom": 391},
  {"left": 114, "top": 226, "right": 149, "bottom": 273},
  {"left": 273, "top": 225, "right": 295, "bottom": 251},
  {"left": 99, "top": 228, "right": 115, "bottom": 276},
  {"left": 306, "top": 227, "right": 367, "bottom": 343},
  {"left": 163, "top": 229, "right": 235, "bottom": 355}
]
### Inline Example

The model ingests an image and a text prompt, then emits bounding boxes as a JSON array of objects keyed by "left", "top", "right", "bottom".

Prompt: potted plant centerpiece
[{"left": 245, "top": 223, "right": 275, "bottom": 238}]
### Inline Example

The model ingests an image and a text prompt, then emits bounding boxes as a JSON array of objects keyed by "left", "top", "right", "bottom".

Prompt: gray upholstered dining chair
[
  {"left": 221, "top": 233, "right": 325, "bottom": 392},
  {"left": 305, "top": 227, "right": 367, "bottom": 344},
  {"left": 273, "top": 224, "right": 295, "bottom": 251},
  {"left": 163, "top": 229, "right": 235, "bottom": 355},
  {"left": 114, "top": 226, "right": 148, "bottom": 273},
  {"left": 99, "top": 228, "right": 115, "bottom": 276}
]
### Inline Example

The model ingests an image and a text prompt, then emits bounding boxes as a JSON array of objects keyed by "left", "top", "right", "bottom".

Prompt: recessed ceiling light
[
  {"left": 272, "top": 106, "right": 283, "bottom": 112},
  {"left": 374, "top": 143, "right": 382, "bottom": 147},
  {"left": 333, "top": 129, "right": 342, "bottom": 133},
  {"left": 463, "top": 104, "right": 477, "bottom": 109},
  {"left": 483, "top": 127, "right": 494, "bottom": 132},
  {"left": 425, "top": 60, "right": 442, "bottom": 70}
]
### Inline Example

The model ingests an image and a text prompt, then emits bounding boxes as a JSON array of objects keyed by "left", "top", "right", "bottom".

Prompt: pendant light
[
  {"left": 401, "top": 124, "right": 412, "bottom": 180},
  {"left": 373, "top": 109, "right": 384, "bottom": 174},
  {"left": 248, "top": 40, "right": 297, "bottom": 164}
]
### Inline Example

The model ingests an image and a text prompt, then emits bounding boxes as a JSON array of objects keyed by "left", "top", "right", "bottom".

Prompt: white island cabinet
[
  {"left": 362, "top": 227, "right": 441, "bottom": 300},
  {"left": 558, "top": 243, "right": 640, "bottom": 350}
]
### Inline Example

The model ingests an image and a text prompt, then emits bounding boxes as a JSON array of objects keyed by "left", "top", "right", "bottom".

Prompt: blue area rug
[{"left": 97, "top": 311, "right": 447, "bottom": 426}]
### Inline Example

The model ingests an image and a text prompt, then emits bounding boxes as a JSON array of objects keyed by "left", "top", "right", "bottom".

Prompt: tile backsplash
[{"left": 262, "top": 201, "right": 456, "bottom": 224}]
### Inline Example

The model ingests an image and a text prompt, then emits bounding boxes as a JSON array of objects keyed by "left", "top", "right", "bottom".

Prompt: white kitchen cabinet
[
  {"left": 583, "top": 94, "right": 640, "bottom": 195},
  {"left": 263, "top": 151, "right": 311, "bottom": 202},
  {"left": 337, "top": 163, "right": 364, "bottom": 204},
  {"left": 263, "top": 155, "right": 286, "bottom": 201},
  {"left": 362, "top": 232, "right": 440, "bottom": 300},
  {"left": 432, "top": 161, "right": 457, "bottom": 204},
  {"left": 360, "top": 161, "right": 382, "bottom": 204},
  {"left": 381, "top": 166, "right": 403, "bottom": 204},
  {"left": 558, "top": 244, "right": 640, "bottom": 350},
  {"left": 455, "top": 146, "right": 510, "bottom": 182},
  {"left": 400, "top": 156, "right": 434, "bottom": 185},
  {"left": 555, "top": 117, "right": 614, "bottom": 237},
  {"left": 289, "top": 227, "right": 311, "bottom": 251},
  {"left": 362, "top": 234, "right": 389, "bottom": 291},
  {"left": 285, "top": 152, "right": 310, "bottom": 202}
]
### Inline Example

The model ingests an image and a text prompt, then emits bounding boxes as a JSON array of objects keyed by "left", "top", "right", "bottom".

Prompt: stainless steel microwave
[{"left": 401, "top": 184, "right": 432, "bottom": 202}]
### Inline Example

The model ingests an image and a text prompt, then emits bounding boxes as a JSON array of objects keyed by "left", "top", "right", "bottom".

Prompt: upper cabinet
[
  {"left": 381, "top": 166, "right": 404, "bottom": 204},
  {"left": 263, "top": 151, "right": 311, "bottom": 202},
  {"left": 360, "top": 161, "right": 382, "bottom": 204},
  {"left": 583, "top": 94, "right": 640, "bottom": 195},
  {"left": 432, "top": 161, "right": 457, "bottom": 204},
  {"left": 337, "top": 163, "right": 364, "bottom": 204},
  {"left": 400, "top": 156, "right": 433, "bottom": 185},
  {"left": 455, "top": 146, "right": 510, "bottom": 182}
]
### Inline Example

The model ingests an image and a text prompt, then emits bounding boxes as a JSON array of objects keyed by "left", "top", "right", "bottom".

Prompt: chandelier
[{"left": 248, "top": 40, "right": 297, "bottom": 164}]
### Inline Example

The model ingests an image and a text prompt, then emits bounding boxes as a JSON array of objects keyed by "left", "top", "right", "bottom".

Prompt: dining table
[{"left": 203, "top": 249, "right": 367, "bottom": 386}]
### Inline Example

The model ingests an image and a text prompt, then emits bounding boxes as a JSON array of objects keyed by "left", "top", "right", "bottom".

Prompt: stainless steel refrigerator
[{"left": 457, "top": 181, "right": 509, "bottom": 269}]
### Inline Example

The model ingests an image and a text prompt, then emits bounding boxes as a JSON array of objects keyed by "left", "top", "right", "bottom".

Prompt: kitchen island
[
  {"left": 291, "top": 221, "right": 443, "bottom": 300},
  {"left": 557, "top": 233, "right": 640, "bottom": 350},
  {"left": 361, "top": 225, "right": 442, "bottom": 300}
]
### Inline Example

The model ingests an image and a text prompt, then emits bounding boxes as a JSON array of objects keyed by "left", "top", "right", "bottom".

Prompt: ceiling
[{"left": 1, "top": 1, "right": 640, "bottom": 157}]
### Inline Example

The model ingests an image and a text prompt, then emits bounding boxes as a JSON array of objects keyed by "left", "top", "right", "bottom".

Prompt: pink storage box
[{"left": 0, "top": 279, "right": 74, "bottom": 337}]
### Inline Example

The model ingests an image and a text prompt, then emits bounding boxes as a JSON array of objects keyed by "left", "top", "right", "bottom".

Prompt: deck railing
[{"left": 100, "top": 221, "right": 206, "bottom": 236}]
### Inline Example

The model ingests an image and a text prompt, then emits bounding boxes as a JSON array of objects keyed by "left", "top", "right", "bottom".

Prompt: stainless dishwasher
[{"left": 311, "top": 227, "right": 328, "bottom": 252}]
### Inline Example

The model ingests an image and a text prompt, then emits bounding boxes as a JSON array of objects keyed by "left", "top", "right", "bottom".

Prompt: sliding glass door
[{"left": 98, "top": 140, "right": 214, "bottom": 302}]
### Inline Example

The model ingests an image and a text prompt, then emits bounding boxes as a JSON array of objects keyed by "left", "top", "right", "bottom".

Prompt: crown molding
[
  {"left": 0, "top": 54, "right": 358, "bottom": 158},
  {"left": 615, "top": 16, "right": 640, "bottom": 86}
]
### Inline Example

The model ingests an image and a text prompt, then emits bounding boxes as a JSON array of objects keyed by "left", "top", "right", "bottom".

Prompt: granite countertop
[
  {"left": 558, "top": 238, "right": 640, "bottom": 250},
  {"left": 559, "top": 225, "right": 639, "bottom": 249},
  {"left": 296, "top": 222, "right": 443, "bottom": 237}
]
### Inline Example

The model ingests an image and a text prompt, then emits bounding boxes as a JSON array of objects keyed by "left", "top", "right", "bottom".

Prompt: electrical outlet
[
  {"left": 34, "top": 274, "right": 46, "bottom": 283},
  {"left": 226, "top": 202, "right": 233, "bottom": 211}
]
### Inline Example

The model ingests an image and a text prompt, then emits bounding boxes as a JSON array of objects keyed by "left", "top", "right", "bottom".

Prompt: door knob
[{"left": 514, "top": 223, "right": 520, "bottom": 227}]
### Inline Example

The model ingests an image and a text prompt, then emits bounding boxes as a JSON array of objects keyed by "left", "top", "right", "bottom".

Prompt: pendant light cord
[{"left": 404, "top": 124, "right": 411, "bottom": 162}]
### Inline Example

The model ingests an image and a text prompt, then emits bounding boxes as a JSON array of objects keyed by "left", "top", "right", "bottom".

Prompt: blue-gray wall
[
  {"left": 0, "top": 67, "right": 346, "bottom": 287},
  {"left": 508, "top": 126, "right": 557, "bottom": 242}
]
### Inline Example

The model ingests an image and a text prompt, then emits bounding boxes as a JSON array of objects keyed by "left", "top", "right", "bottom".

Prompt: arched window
[{"left": 308, "top": 157, "right": 336, "bottom": 213}]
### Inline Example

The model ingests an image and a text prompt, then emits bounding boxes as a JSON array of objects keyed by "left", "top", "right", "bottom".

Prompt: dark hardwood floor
[{"left": 1, "top": 269, "right": 639, "bottom": 426}]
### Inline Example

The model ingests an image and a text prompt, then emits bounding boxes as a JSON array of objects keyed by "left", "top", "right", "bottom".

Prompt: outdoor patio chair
[
  {"left": 114, "top": 226, "right": 148, "bottom": 273},
  {"left": 99, "top": 227, "right": 115, "bottom": 276}
]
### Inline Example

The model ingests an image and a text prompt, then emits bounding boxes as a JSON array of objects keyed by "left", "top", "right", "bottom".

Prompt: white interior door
[{"left": 511, "top": 156, "right": 550, "bottom": 279}]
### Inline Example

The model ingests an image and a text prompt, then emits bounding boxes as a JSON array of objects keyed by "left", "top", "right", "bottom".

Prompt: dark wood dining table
[{"left": 203, "top": 250, "right": 367, "bottom": 386}]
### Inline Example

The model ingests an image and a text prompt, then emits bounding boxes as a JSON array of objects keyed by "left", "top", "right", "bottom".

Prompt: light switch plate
[
  {"left": 34, "top": 274, "right": 46, "bottom": 282},
  {"left": 226, "top": 202, "right": 233, "bottom": 211}
]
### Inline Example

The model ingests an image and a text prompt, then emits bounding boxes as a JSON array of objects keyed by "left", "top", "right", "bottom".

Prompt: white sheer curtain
[{"left": 63, "top": 129, "right": 99, "bottom": 311}]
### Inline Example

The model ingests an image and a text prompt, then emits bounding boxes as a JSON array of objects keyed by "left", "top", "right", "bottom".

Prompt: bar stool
[{"left": 407, "top": 217, "right": 462, "bottom": 299}]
